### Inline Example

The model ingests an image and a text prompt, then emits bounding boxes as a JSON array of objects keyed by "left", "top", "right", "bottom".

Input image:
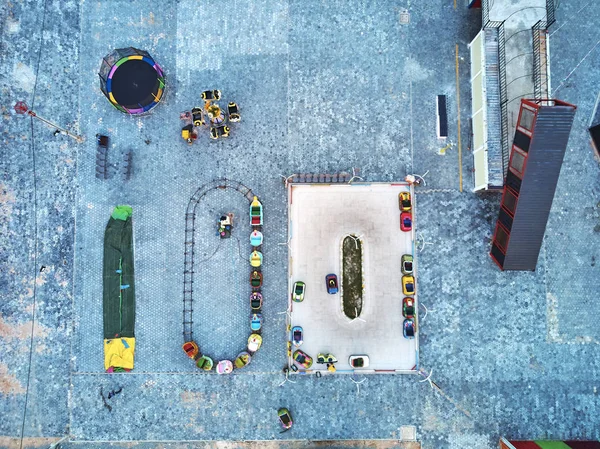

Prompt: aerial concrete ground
[{"left": 1, "top": 1, "right": 599, "bottom": 449}]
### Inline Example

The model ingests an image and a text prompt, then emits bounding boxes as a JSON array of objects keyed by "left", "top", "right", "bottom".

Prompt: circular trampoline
[{"left": 98, "top": 47, "right": 165, "bottom": 115}]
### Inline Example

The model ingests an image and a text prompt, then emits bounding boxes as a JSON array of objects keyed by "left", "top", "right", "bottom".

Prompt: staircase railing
[
  {"left": 532, "top": 20, "right": 549, "bottom": 100},
  {"left": 495, "top": 22, "right": 509, "bottom": 179}
]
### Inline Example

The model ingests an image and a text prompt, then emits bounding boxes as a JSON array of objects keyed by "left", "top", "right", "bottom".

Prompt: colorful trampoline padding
[
  {"left": 103, "top": 205, "right": 136, "bottom": 371},
  {"left": 99, "top": 47, "right": 165, "bottom": 115}
]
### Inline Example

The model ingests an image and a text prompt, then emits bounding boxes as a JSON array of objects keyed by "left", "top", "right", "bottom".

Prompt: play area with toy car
[{"left": 286, "top": 183, "right": 418, "bottom": 373}]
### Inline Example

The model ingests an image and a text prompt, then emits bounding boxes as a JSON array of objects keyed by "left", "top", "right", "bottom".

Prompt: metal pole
[{"left": 28, "top": 111, "right": 84, "bottom": 143}]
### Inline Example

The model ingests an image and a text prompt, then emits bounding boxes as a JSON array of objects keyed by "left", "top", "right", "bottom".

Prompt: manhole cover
[{"left": 399, "top": 10, "right": 410, "bottom": 24}]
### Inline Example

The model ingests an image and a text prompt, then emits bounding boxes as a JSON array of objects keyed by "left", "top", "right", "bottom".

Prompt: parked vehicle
[
  {"left": 401, "top": 254, "right": 414, "bottom": 275},
  {"left": 402, "top": 275, "right": 415, "bottom": 296},
  {"left": 293, "top": 349, "right": 313, "bottom": 368},
  {"left": 292, "top": 281, "right": 306, "bottom": 302},
  {"left": 399, "top": 191, "right": 411, "bottom": 211},
  {"left": 400, "top": 212, "right": 412, "bottom": 231},
  {"left": 403, "top": 319, "right": 416, "bottom": 339},
  {"left": 326, "top": 274, "right": 338, "bottom": 294},
  {"left": 278, "top": 408, "right": 293, "bottom": 432},
  {"left": 403, "top": 297, "right": 415, "bottom": 318},
  {"left": 316, "top": 353, "right": 338, "bottom": 364},
  {"left": 292, "top": 326, "right": 303, "bottom": 347},
  {"left": 349, "top": 355, "right": 370, "bottom": 368}
]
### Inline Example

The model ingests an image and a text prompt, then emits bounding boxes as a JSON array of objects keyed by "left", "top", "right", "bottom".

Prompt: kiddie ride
[
  {"left": 182, "top": 195, "right": 264, "bottom": 373},
  {"left": 180, "top": 89, "right": 241, "bottom": 145}
]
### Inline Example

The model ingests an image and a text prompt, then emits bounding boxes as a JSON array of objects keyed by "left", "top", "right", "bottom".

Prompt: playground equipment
[
  {"left": 247, "top": 334, "right": 262, "bottom": 353},
  {"left": 250, "top": 270, "right": 263, "bottom": 289},
  {"left": 196, "top": 355, "right": 214, "bottom": 371},
  {"left": 216, "top": 360, "right": 233, "bottom": 374},
  {"left": 250, "top": 230, "right": 263, "bottom": 246},
  {"left": 250, "top": 250, "right": 263, "bottom": 267},
  {"left": 98, "top": 47, "right": 165, "bottom": 115},
  {"left": 227, "top": 102, "right": 241, "bottom": 122},
  {"left": 250, "top": 196, "right": 263, "bottom": 226},
  {"left": 103, "top": 206, "right": 136, "bottom": 372},
  {"left": 182, "top": 180, "right": 264, "bottom": 372},
  {"left": 234, "top": 352, "right": 252, "bottom": 369},
  {"left": 250, "top": 292, "right": 263, "bottom": 310},
  {"left": 181, "top": 90, "right": 240, "bottom": 143}
]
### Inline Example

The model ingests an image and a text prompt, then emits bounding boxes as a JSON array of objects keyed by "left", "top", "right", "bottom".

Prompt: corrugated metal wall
[{"left": 502, "top": 104, "right": 576, "bottom": 270}]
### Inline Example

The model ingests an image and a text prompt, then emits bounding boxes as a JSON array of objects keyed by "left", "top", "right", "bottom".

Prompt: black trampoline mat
[{"left": 111, "top": 59, "right": 159, "bottom": 107}]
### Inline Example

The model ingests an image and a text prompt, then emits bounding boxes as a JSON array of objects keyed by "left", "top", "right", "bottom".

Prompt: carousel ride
[{"left": 180, "top": 90, "right": 241, "bottom": 144}]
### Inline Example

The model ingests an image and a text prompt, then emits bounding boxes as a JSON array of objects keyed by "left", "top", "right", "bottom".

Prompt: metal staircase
[{"left": 484, "top": 27, "right": 505, "bottom": 188}]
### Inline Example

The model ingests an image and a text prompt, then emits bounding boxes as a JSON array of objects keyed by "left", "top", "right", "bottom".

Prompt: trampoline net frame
[{"left": 99, "top": 47, "right": 165, "bottom": 115}]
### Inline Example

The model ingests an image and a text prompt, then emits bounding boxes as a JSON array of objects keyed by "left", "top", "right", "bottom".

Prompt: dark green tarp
[{"left": 103, "top": 206, "right": 135, "bottom": 339}]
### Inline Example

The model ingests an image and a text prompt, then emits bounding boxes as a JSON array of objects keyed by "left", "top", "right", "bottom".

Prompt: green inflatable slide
[{"left": 103, "top": 206, "right": 136, "bottom": 372}]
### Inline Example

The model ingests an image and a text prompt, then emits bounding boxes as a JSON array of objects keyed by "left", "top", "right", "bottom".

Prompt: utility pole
[{"left": 14, "top": 101, "right": 84, "bottom": 143}]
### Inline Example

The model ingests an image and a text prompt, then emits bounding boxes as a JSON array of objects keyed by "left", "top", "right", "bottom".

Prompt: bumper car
[
  {"left": 291, "top": 326, "right": 303, "bottom": 347},
  {"left": 278, "top": 408, "right": 293, "bottom": 432},
  {"left": 316, "top": 353, "right": 338, "bottom": 364},
  {"left": 401, "top": 254, "right": 414, "bottom": 275},
  {"left": 293, "top": 349, "right": 313, "bottom": 368},
  {"left": 403, "top": 297, "right": 415, "bottom": 318},
  {"left": 400, "top": 211, "right": 412, "bottom": 231},
  {"left": 292, "top": 281, "right": 305, "bottom": 302},
  {"left": 349, "top": 355, "right": 370, "bottom": 368},
  {"left": 399, "top": 191, "right": 411, "bottom": 211},
  {"left": 403, "top": 319, "right": 416, "bottom": 339},
  {"left": 402, "top": 275, "right": 415, "bottom": 296},
  {"left": 326, "top": 274, "right": 338, "bottom": 294}
]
